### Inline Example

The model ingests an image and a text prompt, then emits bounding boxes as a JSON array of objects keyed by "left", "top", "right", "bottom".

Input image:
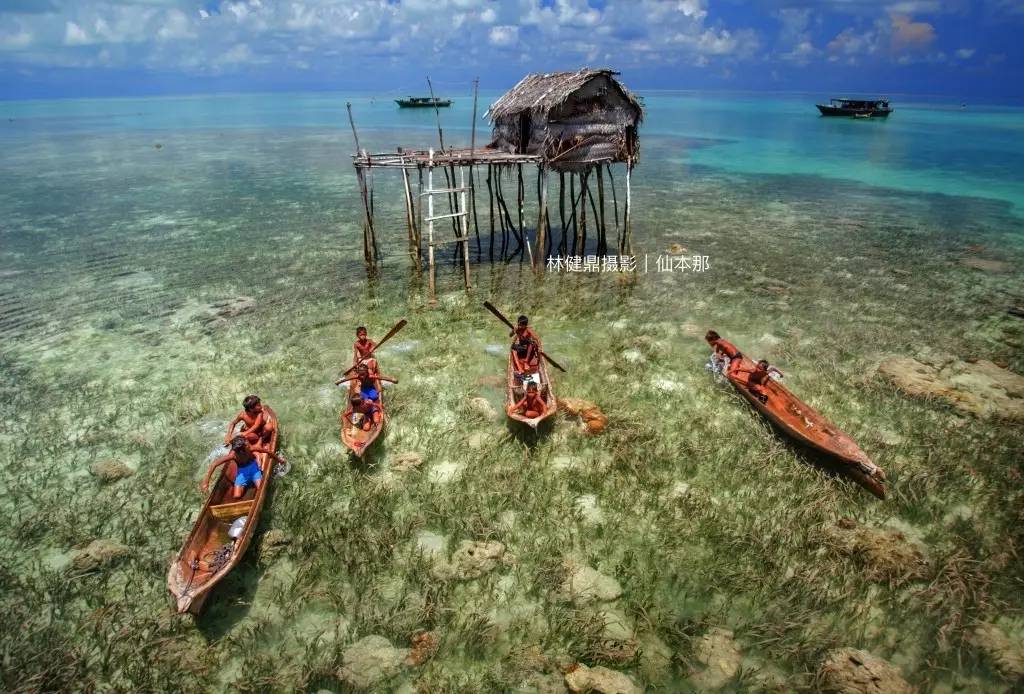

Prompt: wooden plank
[{"left": 210, "top": 499, "right": 254, "bottom": 521}]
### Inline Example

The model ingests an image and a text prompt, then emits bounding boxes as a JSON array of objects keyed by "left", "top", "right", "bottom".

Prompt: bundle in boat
[{"left": 166, "top": 407, "right": 278, "bottom": 614}]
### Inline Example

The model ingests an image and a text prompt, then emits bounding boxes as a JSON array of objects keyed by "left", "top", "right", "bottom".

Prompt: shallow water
[{"left": 1, "top": 92, "right": 1023, "bottom": 691}]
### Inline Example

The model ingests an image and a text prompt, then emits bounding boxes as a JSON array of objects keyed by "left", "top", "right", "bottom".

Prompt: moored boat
[
  {"left": 506, "top": 351, "right": 557, "bottom": 430},
  {"left": 816, "top": 97, "right": 892, "bottom": 118},
  {"left": 340, "top": 374, "right": 386, "bottom": 457},
  {"left": 722, "top": 352, "right": 887, "bottom": 499},
  {"left": 396, "top": 96, "right": 452, "bottom": 108},
  {"left": 167, "top": 406, "right": 279, "bottom": 614}
]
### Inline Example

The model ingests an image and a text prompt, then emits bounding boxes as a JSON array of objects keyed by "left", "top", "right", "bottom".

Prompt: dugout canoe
[
  {"left": 167, "top": 406, "right": 279, "bottom": 614},
  {"left": 340, "top": 375, "right": 386, "bottom": 458},
  {"left": 506, "top": 351, "right": 557, "bottom": 429},
  {"left": 723, "top": 352, "right": 887, "bottom": 499}
]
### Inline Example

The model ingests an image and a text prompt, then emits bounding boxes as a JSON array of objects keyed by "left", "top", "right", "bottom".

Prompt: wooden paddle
[
  {"left": 335, "top": 319, "right": 407, "bottom": 384},
  {"left": 483, "top": 301, "right": 567, "bottom": 373}
]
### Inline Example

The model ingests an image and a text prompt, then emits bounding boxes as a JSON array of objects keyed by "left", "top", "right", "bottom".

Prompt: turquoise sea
[{"left": 1, "top": 91, "right": 1023, "bottom": 691}]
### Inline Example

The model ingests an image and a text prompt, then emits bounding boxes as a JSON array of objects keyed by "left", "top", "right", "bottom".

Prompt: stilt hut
[
  {"left": 485, "top": 68, "right": 644, "bottom": 170},
  {"left": 349, "top": 68, "right": 644, "bottom": 297}
]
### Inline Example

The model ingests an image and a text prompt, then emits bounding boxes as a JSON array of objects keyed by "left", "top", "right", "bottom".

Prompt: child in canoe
[
  {"left": 511, "top": 315, "right": 542, "bottom": 350},
  {"left": 705, "top": 330, "right": 742, "bottom": 376},
  {"left": 511, "top": 336, "right": 540, "bottom": 376},
  {"left": 353, "top": 326, "right": 376, "bottom": 365},
  {"left": 224, "top": 395, "right": 276, "bottom": 446},
  {"left": 734, "top": 359, "right": 784, "bottom": 403},
  {"left": 508, "top": 381, "right": 547, "bottom": 420},
  {"left": 335, "top": 362, "right": 398, "bottom": 401},
  {"left": 345, "top": 393, "right": 382, "bottom": 433},
  {"left": 202, "top": 436, "right": 288, "bottom": 499}
]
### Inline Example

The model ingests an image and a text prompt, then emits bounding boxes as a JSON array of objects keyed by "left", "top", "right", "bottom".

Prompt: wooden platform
[{"left": 353, "top": 146, "right": 542, "bottom": 170}]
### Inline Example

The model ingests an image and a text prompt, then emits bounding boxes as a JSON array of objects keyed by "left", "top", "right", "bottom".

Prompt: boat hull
[
  {"left": 341, "top": 375, "right": 386, "bottom": 458},
  {"left": 167, "top": 406, "right": 279, "bottom": 614},
  {"left": 816, "top": 104, "right": 891, "bottom": 118},
  {"left": 396, "top": 99, "right": 452, "bottom": 108},
  {"left": 506, "top": 352, "right": 557, "bottom": 429},
  {"left": 723, "top": 354, "right": 886, "bottom": 499}
]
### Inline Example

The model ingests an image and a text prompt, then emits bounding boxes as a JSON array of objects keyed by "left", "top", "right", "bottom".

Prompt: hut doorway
[{"left": 517, "top": 113, "right": 531, "bottom": 154}]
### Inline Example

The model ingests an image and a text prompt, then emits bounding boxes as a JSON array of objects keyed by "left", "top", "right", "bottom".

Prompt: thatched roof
[{"left": 485, "top": 68, "right": 644, "bottom": 122}]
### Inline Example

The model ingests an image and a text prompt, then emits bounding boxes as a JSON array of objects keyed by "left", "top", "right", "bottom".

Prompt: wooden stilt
[
  {"left": 607, "top": 164, "right": 620, "bottom": 251},
  {"left": 469, "top": 78, "right": 481, "bottom": 257},
  {"left": 558, "top": 171, "right": 567, "bottom": 256},
  {"left": 516, "top": 164, "right": 525, "bottom": 261},
  {"left": 487, "top": 164, "right": 495, "bottom": 262},
  {"left": 400, "top": 155, "right": 419, "bottom": 267},
  {"left": 569, "top": 172, "right": 578, "bottom": 256},
  {"left": 596, "top": 165, "right": 607, "bottom": 257},
  {"left": 624, "top": 162, "right": 633, "bottom": 255},
  {"left": 535, "top": 166, "right": 547, "bottom": 269},
  {"left": 427, "top": 149, "right": 437, "bottom": 303},
  {"left": 459, "top": 166, "right": 472, "bottom": 289},
  {"left": 577, "top": 170, "right": 588, "bottom": 256}
]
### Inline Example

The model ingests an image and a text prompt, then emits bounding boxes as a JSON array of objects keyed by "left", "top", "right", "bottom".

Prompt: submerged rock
[
  {"left": 434, "top": 540, "right": 507, "bottom": 581},
  {"left": 690, "top": 627, "right": 742, "bottom": 690},
  {"left": 878, "top": 356, "right": 1024, "bottom": 421},
  {"left": 564, "top": 663, "right": 640, "bottom": 694},
  {"left": 71, "top": 539, "right": 130, "bottom": 571},
  {"left": 90, "top": 460, "right": 135, "bottom": 482},
  {"left": 970, "top": 622, "right": 1024, "bottom": 679},
  {"left": 467, "top": 396, "right": 499, "bottom": 420},
  {"left": 390, "top": 451, "right": 423, "bottom": 473},
  {"left": 404, "top": 630, "right": 440, "bottom": 666},
  {"left": 961, "top": 257, "right": 1011, "bottom": 273},
  {"left": 258, "top": 529, "right": 291, "bottom": 564},
  {"left": 817, "top": 648, "right": 912, "bottom": 694},
  {"left": 638, "top": 631, "right": 673, "bottom": 682},
  {"left": 337, "top": 635, "right": 409, "bottom": 689},
  {"left": 822, "top": 519, "right": 929, "bottom": 583},
  {"left": 559, "top": 559, "right": 622, "bottom": 605}
]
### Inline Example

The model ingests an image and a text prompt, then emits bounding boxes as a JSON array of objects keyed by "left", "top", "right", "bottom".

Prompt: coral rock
[
  {"left": 90, "top": 460, "right": 135, "bottom": 482},
  {"left": 818, "top": 648, "right": 913, "bottom": 694},
  {"left": 822, "top": 520, "right": 929, "bottom": 583},
  {"left": 405, "top": 630, "right": 440, "bottom": 666},
  {"left": 970, "top": 622, "right": 1024, "bottom": 679},
  {"left": 565, "top": 663, "right": 640, "bottom": 694},
  {"left": 560, "top": 560, "right": 622, "bottom": 605},
  {"left": 468, "top": 396, "right": 499, "bottom": 420},
  {"left": 390, "top": 451, "right": 423, "bottom": 473},
  {"left": 878, "top": 356, "right": 1024, "bottom": 421},
  {"left": 434, "top": 540, "right": 506, "bottom": 581},
  {"left": 558, "top": 398, "right": 609, "bottom": 435},
  {"left": 337, "top": 635, "right": 409, "bottom": 689},
  {"left": 690, "top": 627, "right": 742, "bottom": 690},
  {"left": 258, "top": 529, "right": 291, "bottom": 563},
  {"left": 71, "top": 539, "right": 130, "bottom": 571}
]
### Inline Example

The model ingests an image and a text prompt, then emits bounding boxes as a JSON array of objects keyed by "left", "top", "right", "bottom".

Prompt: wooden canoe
[
  {"left": 341, "top": 376, "right": 386, "bottom": 458},
  {"left": 506, "top": 351, "right": 557, "bottom": 429},
  {"left": 724, "top": 353, "right": 887, "bottom": 499},
  {"left": 167, "top": 406, "right": 278, "bottom": 614}
]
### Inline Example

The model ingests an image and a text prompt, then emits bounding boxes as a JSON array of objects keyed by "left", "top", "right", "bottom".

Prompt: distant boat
[
  {"left": 396, "top": 96, "right": 452, "bottom": 108},
  {"left": 816, "top": 97, "right": 892, "bottom": 118}
]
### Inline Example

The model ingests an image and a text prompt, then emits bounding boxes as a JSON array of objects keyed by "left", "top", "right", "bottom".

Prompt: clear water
[{"left": 1, "top": 92, "right": 1022, "bottom": 691}]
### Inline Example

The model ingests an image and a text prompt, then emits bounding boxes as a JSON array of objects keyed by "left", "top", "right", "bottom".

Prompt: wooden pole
[
  {"left": 427, "top": 149, "right": 437, "bottom": 303},
  {"left": 596, "top": 165, "right": 607, "bottom": 257},
  {"left": 487, "top": 164, "right": 495, "bottom": 262},
  {"left": 535, "top": 166, "right": 547, "bottom": 270},
  {"left": 623, "top": 162, "right": 632, "bottom": 255},
  {"left": 569, "top": 172, "right": 577, "bottom": 256},
  {"left": 517, "top": 164, "right": 525, "bottom": 261},
  {"left": 459, "top": 166, "right": 472, "bottom": 289},
  {"left": 347, "top": 102, "right": 375, "bottom": 265},
  {"left": 469, "top": 78, "right": 481, "bottom": 256},
  {"left": 577, "top": 170, "right": 587, "bottom": 256},
  {"left": 608, "top": 164, "right": 620, "bottom": 251},
  {"left": 587, "top": 177, "right": 602, "bottom": 257},
  {"left": 558, "top": 171, "right": 567, "bottom": 256},
  {"left": 400, "top": 155, "right": 419, "bottom": 267}
]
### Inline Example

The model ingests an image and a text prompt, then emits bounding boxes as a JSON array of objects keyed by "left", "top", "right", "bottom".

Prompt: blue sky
[{"left": 1, "top": 0, "right": 1022, "bottom": 100}]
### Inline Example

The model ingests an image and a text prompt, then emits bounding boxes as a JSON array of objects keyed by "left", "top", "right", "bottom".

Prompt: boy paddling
[
  {"left": 224, "top": 395, "right": 276, "bottom": 446},
  {"left": 335, "top": 362, "right": 398, "bottom": 400},
  {"left": 353, "top": 326, "right": 376, "bottom": 365}
]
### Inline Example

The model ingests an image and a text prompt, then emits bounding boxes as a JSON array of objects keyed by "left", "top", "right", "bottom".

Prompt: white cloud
[
  {"left": 955, "top": 47, "right": 975, "bottom": 59},
  {"left": 64, "top": 20, "right": 88, "bottom": 45},
  {"left": 489, "top": 25, "right": 519, "bottom": 47}
]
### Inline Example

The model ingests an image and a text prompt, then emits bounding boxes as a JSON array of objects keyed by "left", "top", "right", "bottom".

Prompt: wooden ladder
[{"left": 424, "top": 148, "right": 472, "bottom": 303}]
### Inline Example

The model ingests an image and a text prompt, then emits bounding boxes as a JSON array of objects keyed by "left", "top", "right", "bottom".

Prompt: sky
[{"left": 0, "top": 0, "right": 1022, "bottom": 101}]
